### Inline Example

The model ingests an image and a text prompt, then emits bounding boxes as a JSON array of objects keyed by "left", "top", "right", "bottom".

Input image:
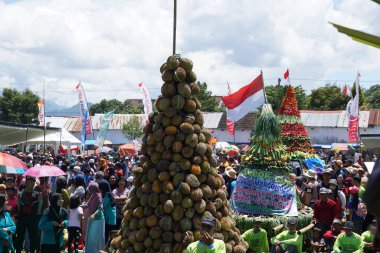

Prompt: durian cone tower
[{"left": 113, "top": 55, "right": 248, "bottom": 253}]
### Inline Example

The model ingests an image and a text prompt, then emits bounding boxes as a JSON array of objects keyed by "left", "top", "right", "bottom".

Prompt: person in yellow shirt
[
  {"left": 361, "top": 220, "right": 376, "bottom": 253},
  {"left": 242, "top": 217, "right": 269, "bottom": 253},
  {"left": 186, "top": 215, "right": 226, "bottom": 253},
  {"left": 270, "top": 218, "right": 303, "bottom": 253}
]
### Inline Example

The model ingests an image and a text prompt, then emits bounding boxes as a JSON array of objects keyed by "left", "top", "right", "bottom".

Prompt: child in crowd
[
  {"left": 309, "top": 227, "right": 326, "bottom": 252},
  {"left": 67, "top": 196, "right": 83, "bottom": 253}
]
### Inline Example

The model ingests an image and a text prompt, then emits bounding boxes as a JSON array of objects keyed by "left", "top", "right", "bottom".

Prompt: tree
[
  {"left": 0, "top": 88, "right": 40, "bottom": 124},
  {"left": 90, "top": 99, "right": 144, "bottom": 115},
  {"left": 122, "top": 116, "right": 143, "bottom": 140},
  {"left": 350, "top": 83, "right": 366, "bottom": 106},
  {"left": 192, "top": 82, "right": 223, "bottom": 112},
  {"left": 265, "top": 85, "right": 308, "bottom": 113},
  {"left": 308, "top": 84, "right": 349, "bottom": 110},
  {"left": 365, "top": 84, "right": 380, "bottom": 109}
]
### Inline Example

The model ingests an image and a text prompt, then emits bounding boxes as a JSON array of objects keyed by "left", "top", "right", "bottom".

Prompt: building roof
[
  {"left": 46, "top": 110, "right": 374, "bottom": 132},
  {"left": 300, "top": 110, "right": 369, "bottom": 128}
]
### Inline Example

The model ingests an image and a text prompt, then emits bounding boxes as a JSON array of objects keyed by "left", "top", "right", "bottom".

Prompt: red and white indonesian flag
[
  {"left": 37, "top": 100, "right": 45, "bottom": 126},
  {"left": 221, "top": 74, "right": 265, "bottom": 122}
]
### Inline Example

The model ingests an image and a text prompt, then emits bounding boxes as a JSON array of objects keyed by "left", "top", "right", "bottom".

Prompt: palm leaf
[
  {"left": 330, "top": 22, "right": 380, "bottom": 49},
  {"left": 372, "top": 0, "right": 380, "bottom": 4}
]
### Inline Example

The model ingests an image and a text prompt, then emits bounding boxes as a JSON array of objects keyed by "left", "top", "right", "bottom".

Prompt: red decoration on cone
[{"left": 278, "top": 86, "right": 314, "bottom": 154}]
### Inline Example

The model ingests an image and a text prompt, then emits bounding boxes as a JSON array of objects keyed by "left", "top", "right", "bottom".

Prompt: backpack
[{"left": 356, "top": 201, "right": 367, "bottom": 218}]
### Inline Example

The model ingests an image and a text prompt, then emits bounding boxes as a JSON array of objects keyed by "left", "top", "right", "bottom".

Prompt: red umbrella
[
  {"left": 23, "top": 165, "right": 66, "bottom": 178},
  {"left": 0, "top": 152, "right": 27, "bottom": 169},
  {"left": 0, "top": 152, "right": 27, "bottom": 174}
]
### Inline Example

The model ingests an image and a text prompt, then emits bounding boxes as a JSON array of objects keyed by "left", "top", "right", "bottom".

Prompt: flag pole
[
  {"left": 260, "top": 70, "right": 268, "bottom": 104},
  {"left": 227, "top": 81, "right": 236, "bottom": 144},
  {"left": 43, "top": 81, "right": 46, "bottom": 155},
  {"left": 173, "top": 0, "right": 177, "bottom": 55}
]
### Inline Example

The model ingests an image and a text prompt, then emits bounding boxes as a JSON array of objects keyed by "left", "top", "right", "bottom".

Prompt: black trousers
[
  {"left": 15, "top": 214, "right": 39, "bottom": 253},
  {"left": 105, "top": 223, "right": 116, "bottom": 245},
  {"left": 40, "top": 244, "right": 60, "bottom": 253},
  {"left": 67, "top": 226, "right": 81, "bottom": 253}
]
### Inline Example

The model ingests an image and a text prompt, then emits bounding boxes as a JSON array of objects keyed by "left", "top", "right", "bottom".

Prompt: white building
[{"left": 46, "top": 109, "right": 380, "bottom": 147}]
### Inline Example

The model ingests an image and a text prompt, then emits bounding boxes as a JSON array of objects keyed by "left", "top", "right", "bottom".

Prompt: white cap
[{"left": 127, "top": 176, "right": 134, "bottom": 182}]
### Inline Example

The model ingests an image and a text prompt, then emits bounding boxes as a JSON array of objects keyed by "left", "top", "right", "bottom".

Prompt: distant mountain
[{"left": 46, "top": 101, "right": 93, "bottom": 116}]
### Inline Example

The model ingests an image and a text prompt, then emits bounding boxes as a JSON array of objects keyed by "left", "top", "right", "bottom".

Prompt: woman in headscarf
[
  {"left": 69, "top": 174, "right": 86, "bottom": 200},
  {"left": 85, "top": 182, "right": 105, "bottom": 253},
  {"left": 98, "top": 179, "right": 116, "bottom": 244},
  {"left": 0, "top": 194, "right": 16, "bottom": 253},
  {"left": 38, "top": 193, "right": 69, "bottom": 253},
  {"left": 55, "top": 176, "right": 69, "bottom": 209}
]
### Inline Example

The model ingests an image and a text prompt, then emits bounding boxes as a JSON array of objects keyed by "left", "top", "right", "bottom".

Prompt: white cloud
[{"left": 0, "top": 0, "right": 379, "bottom": 106}]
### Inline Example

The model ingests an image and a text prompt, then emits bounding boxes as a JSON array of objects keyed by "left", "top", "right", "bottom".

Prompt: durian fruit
[{"left": 116, "top": 55, "right": 248, "bottom": 253}]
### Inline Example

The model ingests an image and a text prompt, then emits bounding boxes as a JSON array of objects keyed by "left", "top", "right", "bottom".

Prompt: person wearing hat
[
  {"left": 361, "top": 220, "right": 377, "bottom": 252},
  {"left": 348, "top": 186, "right": 366, "bottom": 234},
  {"left": 333, "top": 221, "right": 364, "bottom": 253},
  {"left": 303, "top": 170, "right": 318, "bottom": 207},
  {"left": 329, "top": 179, "right": 346, "bottom": 219},
  {"left": 323, "top": 219, "right": 344, "bottom": 251},
  {"left": 15, "top": 176, "right": 42, "bottom": 253},
  {"left": 186, "top": 215, "right": 226, "bottom": 253},
  {"left": 242, "top": 217, "right": 269, "bottom": 253},
  {"left": 270, "top": 217, "right": 303, "bottom": 253},
  {"left": 313, "top": 187, "right": 338, "bottom": 232},
  {"left": 317, "top": 169, "right": 332, "bottom": 197},
  {"left": 224, "top": 167, "right": 237, "bottom": 200},
  {"left": 333, "top": 160, "right": 343, "bottom": 178}
]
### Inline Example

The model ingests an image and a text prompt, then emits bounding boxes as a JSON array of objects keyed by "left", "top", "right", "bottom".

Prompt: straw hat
[
  {"left": 304, "top": 170, "right": 316, "bottom": 179},
  {"left": 225, "top": 167, "right": 237, "bottom": 179}
]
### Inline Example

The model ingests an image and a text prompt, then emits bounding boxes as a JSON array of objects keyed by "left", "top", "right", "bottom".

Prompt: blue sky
[{"left": 0, "top": 0, "right": 379, "bottom": 106}]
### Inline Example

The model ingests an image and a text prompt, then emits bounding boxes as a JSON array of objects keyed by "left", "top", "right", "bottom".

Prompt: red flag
[
  {"left": 343, "top": 84, "right": 348, "bottom": 95},
  {"left": 284, "top": 69, "right": 289, "bottom": 80},
  {"left": 221, "top": 74, "right": 265, "bottom": 122}
]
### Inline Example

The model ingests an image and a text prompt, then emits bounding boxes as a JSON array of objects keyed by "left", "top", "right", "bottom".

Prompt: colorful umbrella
[
  {"left": 331, "top": 143, "right": 355, "bottom": 152},
  {"left": 95, "top": 146, "right": 113, "bottom": 154},
  {"left": 23, "top": 165, "right": 66, "bottom": 178},
  {"left": 103, "top": 140, "right": 112, "bottom": 145},
  {"left": 119, "top": 144, "right": 137, "bottom": 156},
  {"left": 0, "top": 152, "right": 27, "bottom": 174}
]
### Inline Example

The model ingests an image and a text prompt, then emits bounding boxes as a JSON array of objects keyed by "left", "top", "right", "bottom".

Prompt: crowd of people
[
  {"left": 0, "top": 151, "right": 137, "bottom": 253},
  {"left": 216, "top": 150, "right": 378, "bottom": 253},
  {"left": 0, "top": 148, "right": 377, "bottom": 253}
]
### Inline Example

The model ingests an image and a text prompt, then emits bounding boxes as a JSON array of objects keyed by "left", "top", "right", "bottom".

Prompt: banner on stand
[
  {"left": 231, "top": 168, "right": 298, "bottom": 216},
  {"left": 95, "top": 111, "right": 114, "bottom": 148},
  {"left": 76, "top": 82, "right": 92, "bottom": 134}
]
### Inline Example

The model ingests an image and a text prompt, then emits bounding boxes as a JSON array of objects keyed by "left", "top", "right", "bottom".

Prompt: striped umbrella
[{"left": 0, "top": 152, "right": 28, "bottom": 174}]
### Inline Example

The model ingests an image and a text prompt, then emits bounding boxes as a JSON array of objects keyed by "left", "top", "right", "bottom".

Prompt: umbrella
[
  {"left": 119, "top": 144, "right": 138, "bottom": 156},
  {"left": 95, "top": 146, "right": 112, "bottom": 154},
  {"left": 103, "top": 140, "right": 112, "bottom": 145},
  {"left": 331, "top": 143, "right": 355, "bottom": 152},
  {"left": 23, "top": 165, "right": 66, "bottom": 177},
  {"left": 215, "top": 142, "right": 231, "bottom": 150},
  {"left": 0, "top": 152, "right": 28, "bottom": 174},
  {"left": 304, "top": 158, "right": 325, "bottom": 173}
]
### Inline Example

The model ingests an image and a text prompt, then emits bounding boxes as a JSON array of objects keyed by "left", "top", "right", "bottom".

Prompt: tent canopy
[
  {"left": 24, "top": 128, "right": 81, "bottom": 145},
  {"left": 0, "top": 121, "right": 60, "bottom": 146}
]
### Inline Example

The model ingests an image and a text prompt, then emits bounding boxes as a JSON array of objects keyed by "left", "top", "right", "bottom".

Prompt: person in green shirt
[
  {"left": 186, "top": 215, "right": 226, "bottom": 253},
  {"left": 361, "top": 220, "right": 376, "bottom": 253},
  {"left": 242, "top": 217, "right": 269, "bottom": 253},
  {"left": 333, "top": 221, "right": 364, "bottom": 253},
  {"left": 270, "top": 218, "right": 303, "bottom": 253}
]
